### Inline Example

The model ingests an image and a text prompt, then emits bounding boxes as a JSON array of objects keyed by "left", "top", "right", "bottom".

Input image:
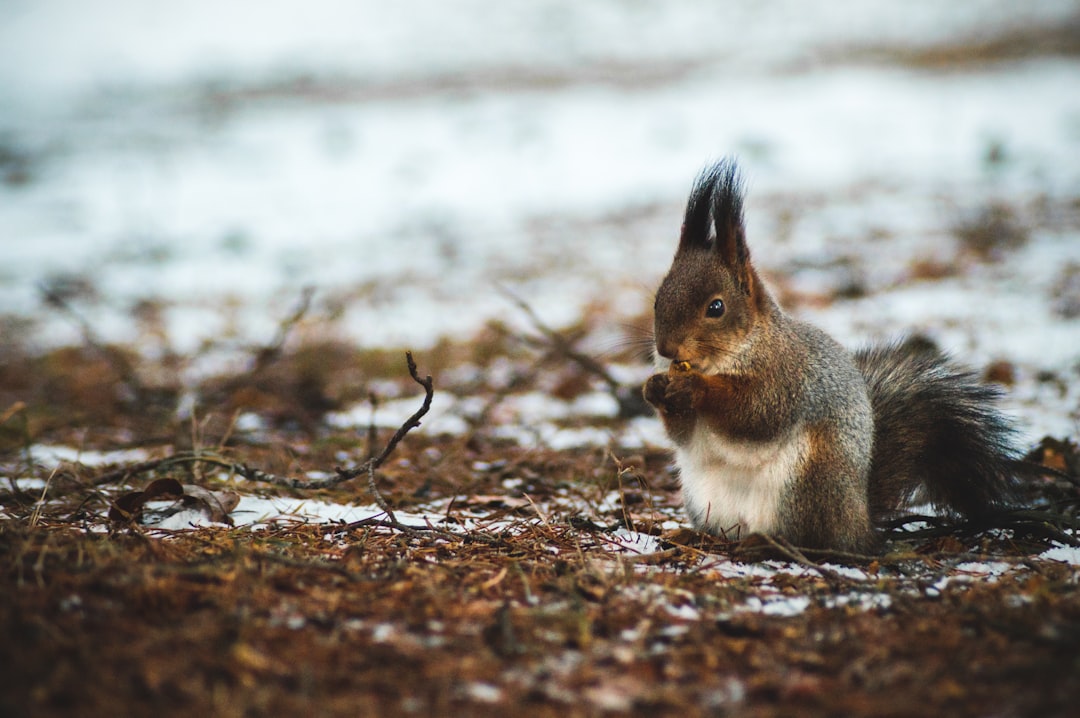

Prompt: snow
[
  {"left": 664, "top": 603, "right": 703, "bottom": 622},
  {"left": 739, "top": 595, "right": 813, "bottom": 618},
  {"left": 27, "top": 445, "right": 151, "bottom": 467},
  {"left": 929, "top": 560, "right": 1018, "bottom": 592},
  {"left": 1, "top": 4, "right": 1077, "bottom": 350},
  {"left": 607, "top": 529, "right": 665, "bottom": 556},
  {"left": 230, "top": 495, "right": 417, "bottom": 529},
  {"left": 462, "top": 682, "right": 503, "bottom": 705},
  {"left": 1040, "top": 543, "right": 1080, "bottom": 566}
]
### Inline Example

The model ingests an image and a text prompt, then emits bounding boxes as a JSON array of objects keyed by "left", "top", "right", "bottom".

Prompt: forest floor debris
[{"left": 2, "top": 331, "right": 1078, "bottom": 717}]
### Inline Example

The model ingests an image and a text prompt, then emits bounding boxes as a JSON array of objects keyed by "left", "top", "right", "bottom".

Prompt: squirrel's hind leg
[{"left": 780, "top": 426, "right": 878, "bottom": 554}]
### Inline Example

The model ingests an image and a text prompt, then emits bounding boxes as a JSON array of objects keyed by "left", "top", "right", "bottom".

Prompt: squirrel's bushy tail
[{"left": 855, "top": 339, "right": 1021, "bottom": 520}]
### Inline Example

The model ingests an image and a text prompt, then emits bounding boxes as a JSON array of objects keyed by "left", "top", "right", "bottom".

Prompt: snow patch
[{"left": 1040, "top": 543, "right": 1080, "bottom": 566}]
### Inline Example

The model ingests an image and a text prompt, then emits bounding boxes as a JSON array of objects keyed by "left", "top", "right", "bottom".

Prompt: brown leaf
[
  {"left": 108, "top": 478, "right": 184, "bottom": 522},
  {"left": 917, "top": 535, "right": 968, "bottom": 555},
  {"left": 465, "top": 494, "right": 531, "bottom": 509},
  {"left": 181, "top": 485, "right": 241, "bottom": 524}
]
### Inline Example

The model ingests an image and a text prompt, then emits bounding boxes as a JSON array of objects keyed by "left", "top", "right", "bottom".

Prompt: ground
[
  {"left": 2, "top": 3, "right": 1080, "bottom": 717},
  {"left": 1, "top": 321, "right": 1078, "bottom": 717}
]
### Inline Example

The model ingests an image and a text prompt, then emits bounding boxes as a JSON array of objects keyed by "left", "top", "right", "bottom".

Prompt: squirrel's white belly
[{"left": 674, "top": 425, "right": 807, "bottom": 538}]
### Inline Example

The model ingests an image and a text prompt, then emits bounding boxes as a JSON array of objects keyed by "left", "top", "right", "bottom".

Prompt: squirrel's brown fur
[{"left": 644, "top": 160, "right": 1020, "bottom": 553}]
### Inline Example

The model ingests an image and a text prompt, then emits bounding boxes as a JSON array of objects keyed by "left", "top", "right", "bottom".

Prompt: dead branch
[
  {"left": 499, "top": 286, "right": 650, "bottom": 418},
  {"left": 18, "top": 455, "right": 204, "bottom": 504},
  {"left": 180, "top": 352, "right": 432, "bottom": 501},
  {"left": 0, "top": 401, "right": 27, "bottom": 428},
  {"left": 207, "top": 286, "right": 317, "bottom": 404},
  {"left": 739, "top": 533, "right": 851, "bottom": 585},
  {"left": 70, "top": 353, "right": 459, "bottom": 539},
  {"left": 885, "top": 507, "right": 1080, "bottom": 546},
  {"left": 85, "top": 457, "right": 183, "bottom": 487},
  {"left": 207, "top": 352, "right": 436, "bottom": 532},
  {"left": 39, "top": 284, "right": 146, "bottom": 405},
  {"left": 342, "top": 351, "right": 433, "bottom": 480},
  {"left": 76, "top": 350, "right": 430, "bottom": 503},
  {"left": 249, "top": 285, "right": 315, "bottom": 375}
]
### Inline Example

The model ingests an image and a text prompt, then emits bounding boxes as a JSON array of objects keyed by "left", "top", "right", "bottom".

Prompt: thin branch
[
  {"left": 365, "top": 351, "right": 433, "bottom": 472},
  {"left": 206, "top": 286, "right": 317, "bottom": 404},
  {"left": 222, "top": 351, "right": 435, "bottom": 534},
  {"left": 186, "top": 351, "right": 435, "bottom": 499},
  {"left": 365, "top": 391, "right": 379, "bottom": 461},
  {"left": 499, "top": 285, "right": 650, "bottom": 418},
  {"left": 743, "top": 533, "right": 850, "bottom": 585},
  {"left": 249, "top": 286, "right": 315, "bottom": 375},
  {"left": 501, "top": 286, "right": 621, "bottom": 391},
  {"left": 885, "top": 507, "right": 1080, "bottom": 546},
  {"left": 39, "top": 284, "right": 145, "bottom": 404},
  {"left": 73, "top": 350, "right": 431, "bottom": 498},
  {"left": 85, "top": 457, "right": 181, "bottom": 487},
  {"left": 335, "top": 515, "right": 504, "bottom": 545}
]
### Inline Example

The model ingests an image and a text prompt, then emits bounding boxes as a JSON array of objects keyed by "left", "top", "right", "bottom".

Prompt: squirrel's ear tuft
[
  {"left": 709, "top": 159, "right": 749, "bottom": 271},
  {"left": 678, "top": 159, "right": 748, "bottom": 269},
  {"left": 678, "top": 164, "right": 720, "bottom": 253}
]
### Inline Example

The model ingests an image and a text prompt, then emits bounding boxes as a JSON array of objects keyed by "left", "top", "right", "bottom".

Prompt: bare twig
[
  {"left": 76, "top": 452, "right": 298, "bottom": 493},
  {"left": 359, "top": 352, "right": 433, "bottom": 474},
  {"left": 219, "top": 351, "right": 435, "bottom": 531},
  {"left": 365, "top": 391, "right": 379, "bottom": 461},
  {"left": 503, "top": 287, "right": 621, "bottom": 390},
  {"left": 86, "top": 457, "right": 182, "bottom": 487},
  {"left": 39, "top": 284, "right": 146, "bottom": 404},
  {"left": 499, "top": 286, "right": 650, "bottom": 418},
  {"left": 353, "top": 352, "right": 433, "bottom": 524},
  {"left": 207, "top": 286, "right": 317, "bottom": 403},
  {"left": 744, "top": 533, "right": 851, "bottom": 585},
  {"left": 0, "top": 401, "right": 27, "bottom": 428},
  {"left": 1, "top": 402, "right": 32, "bottom": 500},
  {"left": 886, "top": 507, "right": 1080, "bottom": 546},
  {"left": 277, "top": 351, "right": 435, "bottom": 524},
  {"left": 150, "top": 351, "right": 435, "bottom": 503},
  {"left": 249, "top": 286, "right": 315, "bottom": 375}
]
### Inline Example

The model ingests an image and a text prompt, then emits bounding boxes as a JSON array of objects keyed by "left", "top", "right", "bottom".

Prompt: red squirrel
[{"left": 643, "top": 159, "right": 1019, "bottom": 553}]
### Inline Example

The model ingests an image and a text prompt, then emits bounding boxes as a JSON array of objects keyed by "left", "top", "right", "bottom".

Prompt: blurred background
[{"left": 1, "top": 0, "right": 1078, "bottom": 436}]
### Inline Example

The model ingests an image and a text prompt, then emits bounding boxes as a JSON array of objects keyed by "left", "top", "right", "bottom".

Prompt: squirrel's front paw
[
  {"left": 664, "top": 371, "right": 702, "bottom": 413},
  {"left": 643, "top": 372, "right": 700, "bottom": 414},
  {"left": 643, "top": 373, "right": 670, "bottom": 408}
]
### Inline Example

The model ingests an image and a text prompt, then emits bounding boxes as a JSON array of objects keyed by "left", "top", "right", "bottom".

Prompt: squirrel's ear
[{"left": 709, "top": 159, "right": 750, "bottom": 275}]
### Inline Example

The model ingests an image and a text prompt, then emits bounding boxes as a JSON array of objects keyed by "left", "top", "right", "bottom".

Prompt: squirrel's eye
[{"left": 706, "top": 299, "right": 725, "bottom": 318}]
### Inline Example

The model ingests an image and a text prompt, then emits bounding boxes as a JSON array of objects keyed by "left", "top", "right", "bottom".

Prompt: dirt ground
[{"left": 2, "top": 320, "right": 1078, "bottom": 718}]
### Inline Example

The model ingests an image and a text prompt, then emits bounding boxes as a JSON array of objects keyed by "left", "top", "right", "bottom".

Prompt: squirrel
[{"left": 643, "top": 159, "right": 1021, "bottom": 554}]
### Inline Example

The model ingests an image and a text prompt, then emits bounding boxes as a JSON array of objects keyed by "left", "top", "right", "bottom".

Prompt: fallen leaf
[
  {"left": 181, "top": 484, "right": 240, "bottom": 524},
  {"left": 108, "top": 478, "right": 184, "bottom": 522}
]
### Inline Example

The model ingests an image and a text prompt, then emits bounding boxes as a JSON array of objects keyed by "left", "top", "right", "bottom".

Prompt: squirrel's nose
[{"left": 656, "top": 338, "right": 681, "bottom": 361}]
